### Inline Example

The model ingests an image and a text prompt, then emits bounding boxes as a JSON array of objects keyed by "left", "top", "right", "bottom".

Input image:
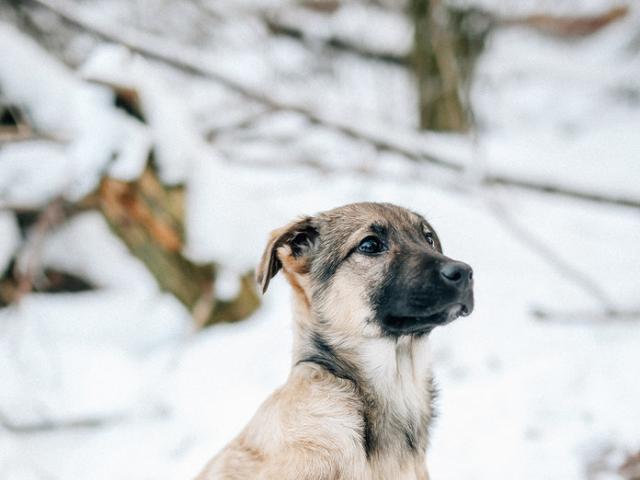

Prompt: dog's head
[{"left": 257, "top": 202, "right": 473, "bottom": 337}]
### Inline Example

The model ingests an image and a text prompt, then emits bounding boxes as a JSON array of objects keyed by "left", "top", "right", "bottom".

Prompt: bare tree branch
[
  {"left": 25, "top": 0, "right": 640, "bottom": 210},
  {"left": 0, "top": 412, "right": 124, "bottom": 433},
  {"left": 204, "top": 106, "right": 276, "bottom": 141},
  {"left": 485, "top": 193, "right": 617, "bottom": 309},
  {"left": 503, "top": 6, "right": 629, "bottom": 38},
  {"left": 484, "top": 175, "right": 640, "bottom": 211},
  {"left": 263, "top": 14, "right": 408, "bottom": 66},
  {"left": 531, "top": 307, "right": 640, "bottom": 324},
  {"left": 13, "top": 198, "right": 66, "bottom": 302},
  {"left": 261, "top": 6, "right": 628, "bottom": 66}
]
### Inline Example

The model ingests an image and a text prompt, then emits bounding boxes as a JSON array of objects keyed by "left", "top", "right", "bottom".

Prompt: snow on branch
[
  {"left": 0, "top": 21, "right": 151, "bottom": 203},
  {"left": 27, "top": 0, "right": 462, "bottom": 170}
]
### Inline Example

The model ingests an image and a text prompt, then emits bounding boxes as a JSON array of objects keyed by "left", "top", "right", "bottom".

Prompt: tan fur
[
  {"left": 197, "top": 204, "right": 444, "bottom": 480},
  {"left": 280, "top": 244, "right": 312, "bottom": 310}
]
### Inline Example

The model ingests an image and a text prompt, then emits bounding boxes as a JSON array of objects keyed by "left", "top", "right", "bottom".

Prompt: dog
[{"left": 196, "top": 202, "right": 474, "bottom": 480}]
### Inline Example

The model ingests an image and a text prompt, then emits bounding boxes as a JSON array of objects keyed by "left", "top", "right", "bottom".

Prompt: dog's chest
[{"left": 359, "top": 337, "right": 433, "bottom": 469}]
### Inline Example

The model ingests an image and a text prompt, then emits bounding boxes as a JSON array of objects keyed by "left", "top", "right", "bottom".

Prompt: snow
[
  {"left": 0, "top": 142, "right": 71, "bottom": 208},
  {"left": 0, "top": 23, "right": 151, "bottom": 201},
  {"left": 1, "top": 1, "right": 639, "bottom": 479}
]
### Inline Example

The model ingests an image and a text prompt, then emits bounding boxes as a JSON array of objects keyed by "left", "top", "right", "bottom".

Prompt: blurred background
[{"left": 1, "top": 0, "right": 639, "bottom": 478}]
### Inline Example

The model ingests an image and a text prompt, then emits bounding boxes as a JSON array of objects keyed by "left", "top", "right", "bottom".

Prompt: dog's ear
[{"left": 256, "top": 217, "right": 318, "bottom": 294}]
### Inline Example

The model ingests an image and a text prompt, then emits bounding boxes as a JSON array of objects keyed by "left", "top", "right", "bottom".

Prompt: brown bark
[
  {"left": 410, "top": 0, "right": 491, "bottom": 132},
  {"left": 97, "top": 165, "right": 260, "bottom": 327}
]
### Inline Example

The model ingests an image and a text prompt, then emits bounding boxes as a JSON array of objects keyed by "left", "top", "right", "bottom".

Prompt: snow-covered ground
[{"left": 1, "top": 1, "right": 639, "bottom": 479}]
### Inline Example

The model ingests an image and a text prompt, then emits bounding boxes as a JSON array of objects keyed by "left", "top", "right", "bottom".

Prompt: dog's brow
[{"left": 369, "top": 223, "right": 387, "bottom": 236}]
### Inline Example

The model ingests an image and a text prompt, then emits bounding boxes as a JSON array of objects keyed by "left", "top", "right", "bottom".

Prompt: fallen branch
[
  {"left": 26, "top": 0, "right": 640, "bottom": 210},
  {"left": 97, "top": 165, "right": 260, "bottom": 327},
  {"left": 1, "top": 166, "right": 260, "bottom": 326}
]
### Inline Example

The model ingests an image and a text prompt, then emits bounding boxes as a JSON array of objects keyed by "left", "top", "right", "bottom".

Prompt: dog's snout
[{"left": 440, "top": 261, "right": 473, "bottom": 287}]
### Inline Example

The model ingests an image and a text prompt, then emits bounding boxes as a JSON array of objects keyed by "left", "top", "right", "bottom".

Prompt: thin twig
[
  {"left": 485, "top": 175, "right": 640, "bottom": 211},
  {"left": 0, "top": 412, "right": 124, "bottom": 433},
  {"left": 532, "top": 308, "right": 640, "bottom": 324},
  {"left": 502, "top": 6, "right": 629, "bottom": 38},
  {"left": 263, "top": 14, "right": 408, "bottom": 66},
  {"left": 0, "top": 130, "right": 64, "bottom": 144},
  {"left": 191, "top": 282, "right": 216, "bottom": 330},
  {"left": 13, "top": 198, "right": 66, "bottom": 302},
  {"left": 0, "top": 404, "right": 170, "bottom": 433},
  {"left": 0, "top": 200, "right": 94, "bottom": 215},
  {"left": 25, "top": 0, "right": 640, "bottom": 210},
  {"left": 204, "top": 106, "right": 276, "bottom": 141}
]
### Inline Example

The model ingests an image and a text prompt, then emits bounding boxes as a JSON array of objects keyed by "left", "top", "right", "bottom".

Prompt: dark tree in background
[{"left": 410, "top": 0, "right": 491, "bottom": 132}]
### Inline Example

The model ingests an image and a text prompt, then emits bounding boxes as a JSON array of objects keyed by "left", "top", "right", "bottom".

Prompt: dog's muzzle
[{"left": 378, "top": 259, "right": 474, "bottom": 336}]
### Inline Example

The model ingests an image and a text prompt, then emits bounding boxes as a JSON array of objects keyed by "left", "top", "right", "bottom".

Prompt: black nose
[{"left": 440, "top": 261, "right": 473, "bottom": 288}]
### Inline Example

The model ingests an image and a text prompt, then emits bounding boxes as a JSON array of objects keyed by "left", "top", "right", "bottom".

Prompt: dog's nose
[{"left": 440, "top": 261, "right": 473, "bottom": 288}]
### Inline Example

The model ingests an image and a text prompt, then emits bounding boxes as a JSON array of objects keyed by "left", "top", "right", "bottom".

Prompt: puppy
[{"left": 197, "top": 202, "right": 474, "bottom": 480}]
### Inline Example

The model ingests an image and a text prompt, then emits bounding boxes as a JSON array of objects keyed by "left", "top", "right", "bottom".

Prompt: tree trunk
[{"left": 410, "top": 0, "right": 491, "bottom": 132}]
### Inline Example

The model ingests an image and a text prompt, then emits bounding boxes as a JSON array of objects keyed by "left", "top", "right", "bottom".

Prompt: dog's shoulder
[
  {"left": 198, "top": 363, "right": 368, "bottom": 479},
  {"left": 253, "top": 362, "right": 365, "bottom": 452}
]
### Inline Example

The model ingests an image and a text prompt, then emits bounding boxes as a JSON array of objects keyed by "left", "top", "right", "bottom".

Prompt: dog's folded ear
[{"left": 256, "top": 216, "right": 318, "bottom": 294}]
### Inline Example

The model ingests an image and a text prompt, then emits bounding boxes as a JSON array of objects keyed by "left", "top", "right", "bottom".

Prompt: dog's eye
[
  {"left": 358, "top": 236, "right": 386, "bottom": 255},
  {"left": 424, "top": 232, "right": 435, "bottom": 249}
]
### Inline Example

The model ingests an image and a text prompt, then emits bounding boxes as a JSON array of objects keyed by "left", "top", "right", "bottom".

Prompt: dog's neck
[{"left": 292, "top": 308, "right": 435, "bottom": 462}]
